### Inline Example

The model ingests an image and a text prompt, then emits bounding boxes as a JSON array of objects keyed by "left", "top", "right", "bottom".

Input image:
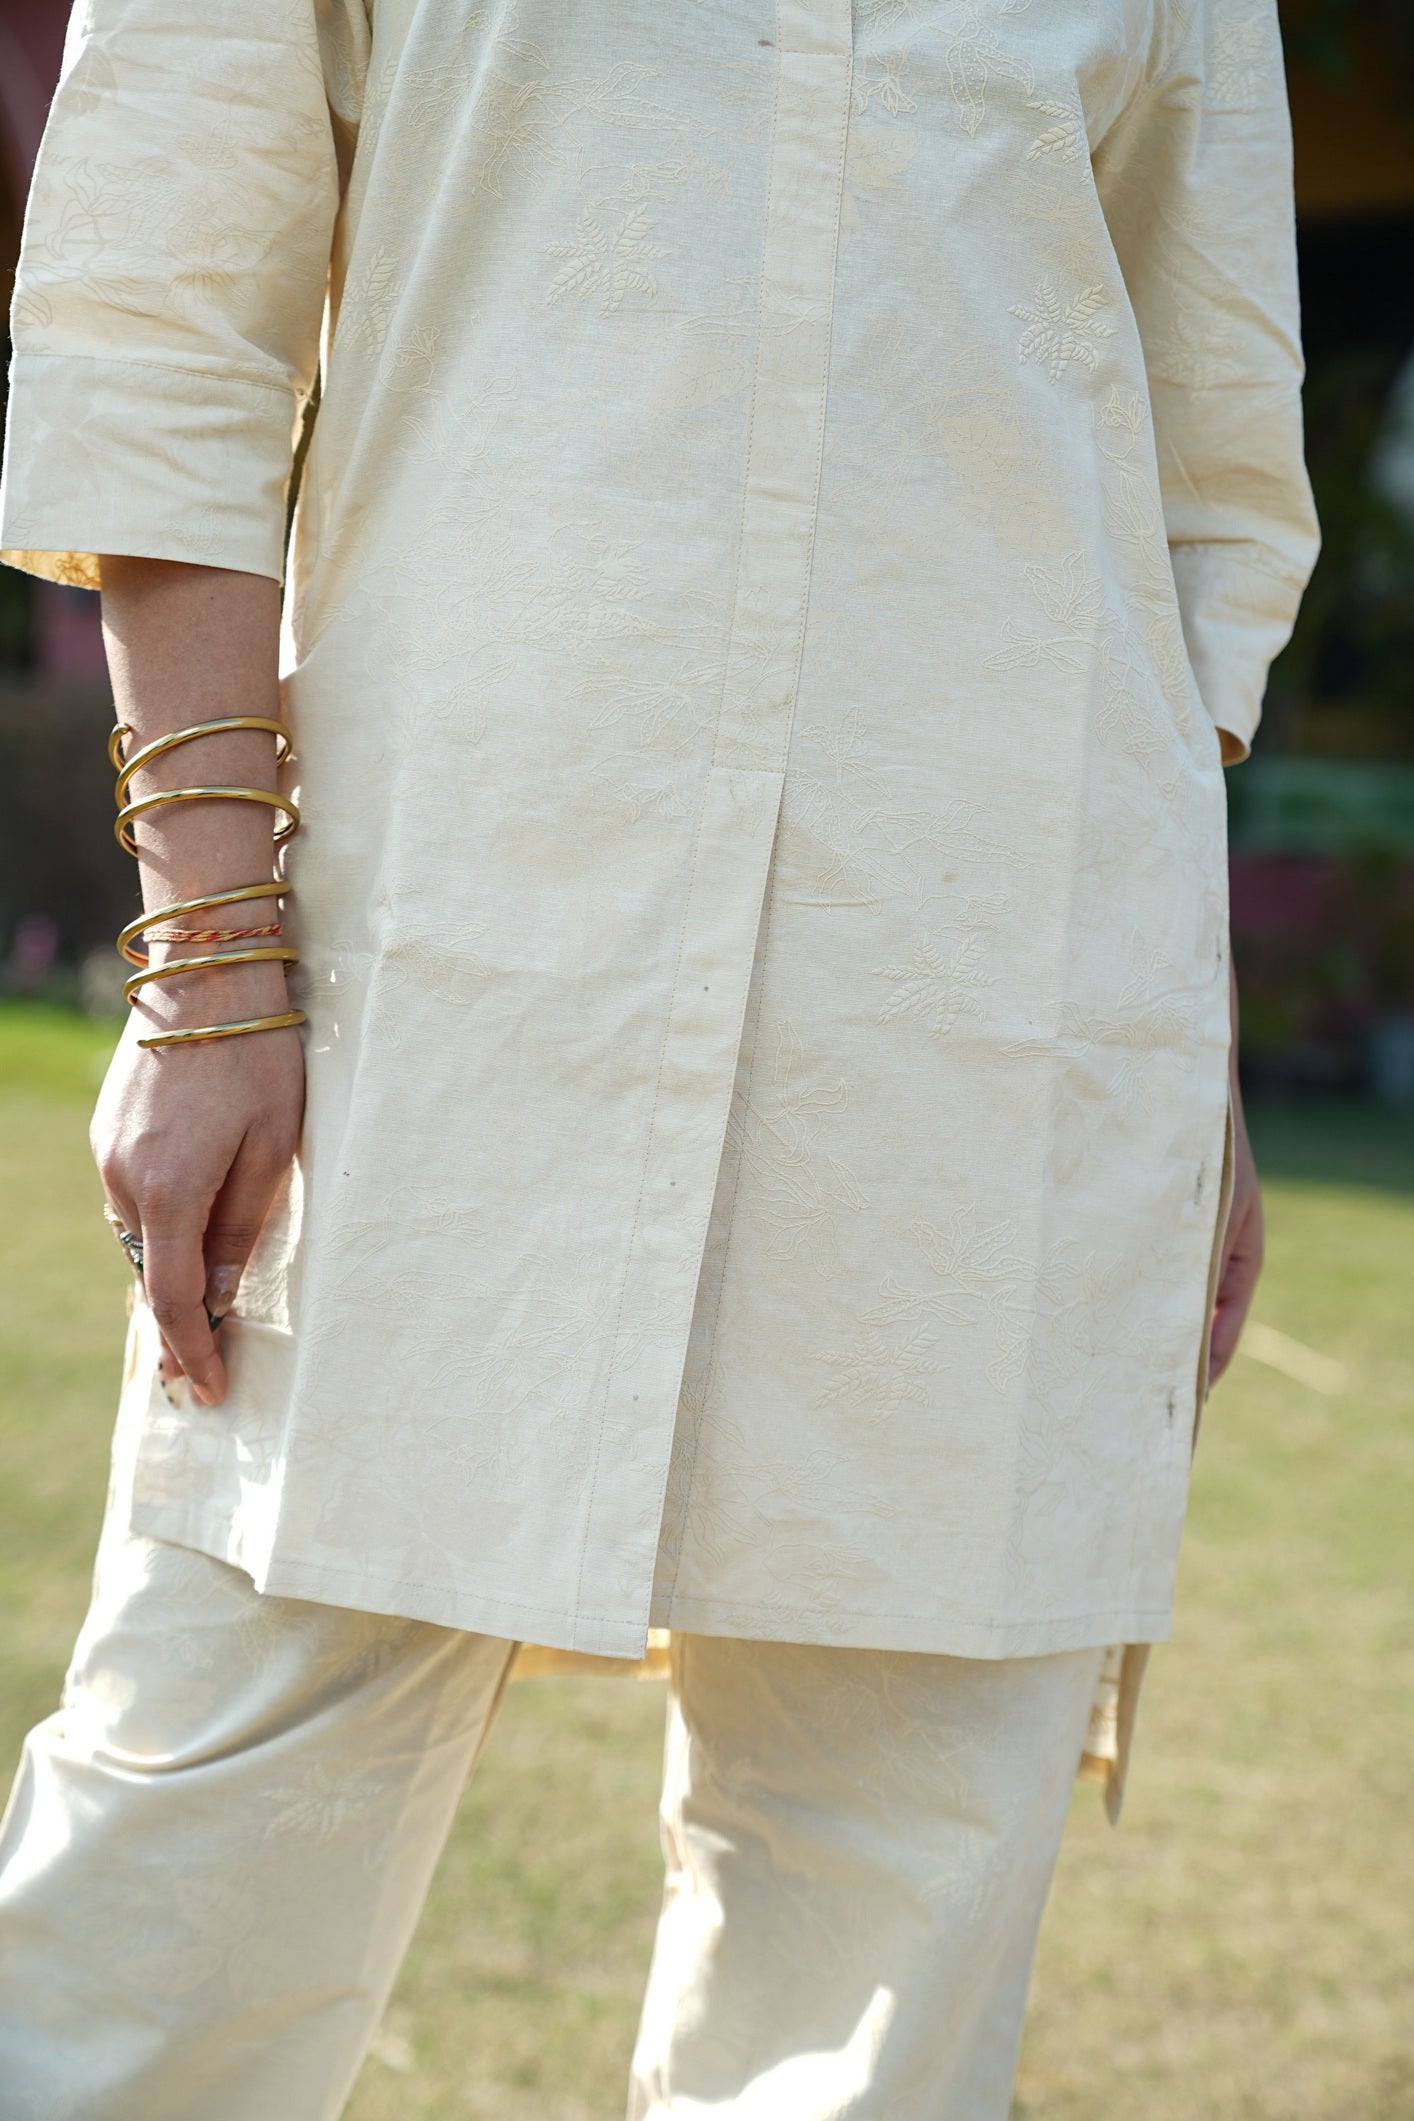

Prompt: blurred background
[{"left": 1, "top": 5, "right": 1411, "bottom": 2118}]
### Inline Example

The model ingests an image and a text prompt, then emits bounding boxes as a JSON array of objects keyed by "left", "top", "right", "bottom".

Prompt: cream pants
[{"left": 0, "top": 1517, "right": 1101, "bottom": 2120}]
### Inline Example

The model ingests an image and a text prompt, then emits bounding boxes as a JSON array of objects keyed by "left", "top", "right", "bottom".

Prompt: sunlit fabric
[
  {"left": 0, "top": 1461, "right": 1103, "bottom": 2120},
  {"left": 0, "top": 0, "right": 1316, "bottom": 1817}
]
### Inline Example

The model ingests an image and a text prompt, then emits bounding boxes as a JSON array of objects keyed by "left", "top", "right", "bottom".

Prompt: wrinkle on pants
[
  {"left": 0, "top": 1525, "right": 518, "bottom": 2121},
  {"left": 629, "top": 1635, "right": 1103, "bottom": 2119},
  {"left": 0, "top": 1518, "right": 1101, "bottom": 2121}
]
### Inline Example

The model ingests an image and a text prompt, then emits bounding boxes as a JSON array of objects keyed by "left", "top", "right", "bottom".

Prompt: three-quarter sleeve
[
  {"left": 0, "top": 0, "right": 367, "bottom": 589},
  {"left": 1094, "top": 0, "right": 1320, "bottom": 762}
]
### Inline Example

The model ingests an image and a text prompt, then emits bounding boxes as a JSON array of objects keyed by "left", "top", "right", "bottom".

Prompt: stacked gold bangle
[{"left": 110, "top": 718, "right": 307, "bottom": 1050}]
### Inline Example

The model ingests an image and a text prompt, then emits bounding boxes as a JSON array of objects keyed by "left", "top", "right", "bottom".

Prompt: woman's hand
[
  {"left": 93, "top": 962, "right": 304, "bottom": 1405},
  {"left": 1208, "top": 956, "right": 1262, "bottom": 1389},
  {"left": 1208, "top": 1106, "right": 1263, "bottom": 1387}
]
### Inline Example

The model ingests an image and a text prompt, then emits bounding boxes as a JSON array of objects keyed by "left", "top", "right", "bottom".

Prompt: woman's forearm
[
  {"left": 92, "top": 556, "right": 305, "bottom": 1404},
  {"left": 99, "top": 557, "right": 290, "bottom": 1036}
]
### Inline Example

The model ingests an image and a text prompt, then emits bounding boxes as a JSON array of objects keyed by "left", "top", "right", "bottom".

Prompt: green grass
[{"left": 2, "top": 999, "right": 1411, "bottom": 2120}]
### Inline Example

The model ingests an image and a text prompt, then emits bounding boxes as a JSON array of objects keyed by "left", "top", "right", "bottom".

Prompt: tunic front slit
[{"left": 568, "top": 0, "right": 856, "bottom": 1645}]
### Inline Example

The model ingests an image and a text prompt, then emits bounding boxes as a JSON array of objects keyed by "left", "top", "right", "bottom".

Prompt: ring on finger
[{"left": 103, "top": 1205, "right": 145, "bottom": 1276}]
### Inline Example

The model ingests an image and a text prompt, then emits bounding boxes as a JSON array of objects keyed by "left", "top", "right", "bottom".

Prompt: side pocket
[{"left": 1191, "top": 1091, "right": 1236, "bottom": 1455}]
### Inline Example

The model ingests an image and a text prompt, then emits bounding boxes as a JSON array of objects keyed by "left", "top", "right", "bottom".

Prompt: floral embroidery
[
  {"left": 1026, "top": 96, "right": 1087, "bottom": 162},
  {"left": 543, "top": 195, "right": 672, "bottom": 312},
  {"left": 941, "top": 0, "right": 1036, "bottom": 137},
  {"left": 1209, "top": 0, "right": 1278, "bottom": 113},
  {"left": 727, "top": 1021, "right": 865, "bottom": 1281},
  {"left": 852, "top": 51, "right": 918, "bottom": 120},
  {"left": 1011, "top": 277, "right": 1115, "bottom": 380},
  {"left": 872, "top": 898, "right": 1004, "bottom": 1039}
]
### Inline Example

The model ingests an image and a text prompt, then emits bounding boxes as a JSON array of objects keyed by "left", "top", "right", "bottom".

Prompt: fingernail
[
  {"left": 206, "top": 1267, "right": 242, "bottom": 1317},
  {"left": 156, "top": 1357, "right": 187, "bottom": 1411}
]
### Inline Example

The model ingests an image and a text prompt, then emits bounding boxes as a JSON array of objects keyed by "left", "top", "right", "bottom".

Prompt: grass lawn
[{"left": 1, "top": 1001, "right": 1411, "bottom": 2119}]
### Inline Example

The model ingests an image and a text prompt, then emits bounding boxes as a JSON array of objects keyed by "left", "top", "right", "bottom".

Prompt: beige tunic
[{"left": 1, "top": 0, "right": 1316, "bottom": 1797}]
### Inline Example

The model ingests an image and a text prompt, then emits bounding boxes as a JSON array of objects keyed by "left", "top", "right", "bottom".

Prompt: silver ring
[{"left": 104, "top": 1208, "right": 144, "bottom": 1275}]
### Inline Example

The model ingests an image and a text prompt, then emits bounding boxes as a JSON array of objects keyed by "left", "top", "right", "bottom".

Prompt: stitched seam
[
  {"left": 649, "top": 812, "right": 779, "bottom": 1608},
  {"left": 666, "top": 47, "right": 852, "bottom": 1598},
  {"left": 660, "top": 1591, "right": 1172, "bottom": 1633},
  {"left": 14, "top": 346, "right": 297, "bottom": 400},
  {"left": 566, "top": 789, "right": 714, "bottom": 1634},
  {"left": 243, "top": 1537, "right": 653, "bottom": 1629},
  {"left": 134, "top": 1429, "right": 639, "bottom": 1632},
  {"left": 708, "top": 27, "right": 785, "bottom": 773},
  {"left": 571, "top": 14, "right": 798, "bottom": 1633},
  {"left": 137, "top": 1500, "right": 1170, "bottom": 1639},
  {"left": 772, "top": 51, "right": 852, "bottom": 776},
  {"left": 662, "top": 901, "right": 769, "bottom": 1604},
  {"left": 662, "top": 851, "right": 776, "bottom": 1609},
  {"left": 572, "top": 33, "right": 857, "bottom": 1634}
]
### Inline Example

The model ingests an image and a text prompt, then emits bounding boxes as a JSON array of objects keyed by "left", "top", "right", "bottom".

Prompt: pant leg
[
  {"left": 0, "top": 1519, "right": 517, "bottom": 2121},
  {"left": 628, "top": 1635, "right": 1104, "bottom": 2121}
]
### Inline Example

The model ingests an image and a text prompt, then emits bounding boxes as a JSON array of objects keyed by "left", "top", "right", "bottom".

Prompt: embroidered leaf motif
[
  {"left": 874, "top": 912, "right": 1000, "bottom": 1039},
  {"left": 818, "top": 1319, "right": 947, "bottom": 1411},
  {"left": 1011, "top": 278, "right": 1115, "bottom": 380},
  {"left": 846, "top": 126, "right": 918, "bottom": 195},
  {"left": 543, "top": 203, "right": 669, "bottom": 311},
  {"left": 942, "top": 7, "right": 1035, "bottom": 138},
  {"left": 852, "top": 52, "right": 917, "bottom": 118},
  {"left": 1026, "top": 98, "right": 1086, "bottom": 162},
  {"left": 1029, "top": 550, "right": 1105, "bottom": 629},
  {"left": 345, "top": 243, "right": 400, "bottom": 355},
  {"left": 1210, "top": 1, "right": 1275, "bottom": 112},
  {"left": 946, "top": 44, "right": 990, "bottom": 136}
]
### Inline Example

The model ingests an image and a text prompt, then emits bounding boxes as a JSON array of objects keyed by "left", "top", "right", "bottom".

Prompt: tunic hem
[{"left": 128, "top": 1492, "right": 1172, "bottom": 1663}]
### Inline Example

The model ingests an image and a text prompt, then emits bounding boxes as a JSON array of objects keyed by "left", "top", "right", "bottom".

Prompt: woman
[{"left": 0, "top": 0, "right": 1316, "bottom": 2114}]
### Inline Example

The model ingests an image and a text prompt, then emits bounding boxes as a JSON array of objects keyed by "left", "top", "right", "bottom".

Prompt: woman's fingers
[
  {"left": 1208, "top": 1131, "right": 1264, "bottom": 1388},
  {"left": 98, "top": 1170, "right": 143, "bottom": 1273},
  {"left": 140, "top": 1179, "right": 225, "bottom": 1406},
  {"left": 202, "top": 1130, "right": 291, "bottom": 1328},
  {"left": 89, "top": 1002, "right": 303, "bottom": 1405},
  {"left": 1209, "top": 1217, "right": 1258, "bottom": 1385}
]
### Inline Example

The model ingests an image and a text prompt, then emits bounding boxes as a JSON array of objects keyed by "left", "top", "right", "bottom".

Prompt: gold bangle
[
  {"left": 137, "top": 1008, "right": 307, "bottom": 1051},
  {"left": 110, "top": 717, "right": 294, "bottom": 804},
  {"left": 124, "top": 945, "right": 299, "bottom": 1006},
  {"left": 115, "top": 785, "right": 300, "bottom": 857},
  {"left": 117, "top": 882, "right": 287, "bottom": 967}
]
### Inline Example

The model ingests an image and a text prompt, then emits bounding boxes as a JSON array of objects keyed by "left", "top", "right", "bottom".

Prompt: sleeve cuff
[
  {"left": 0, "top": 351, "right": 302, "bottom": 589},
  {"left": 1169, "top": 542, "right": 1310, "bottom": 765}
]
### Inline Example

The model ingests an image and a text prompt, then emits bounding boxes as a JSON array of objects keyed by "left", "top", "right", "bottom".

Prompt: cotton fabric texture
[
  {"left": 0, "top": 1424, "right": 1104, "bottom": 2120},
  {"left": 1, "top": 2, "right": 1316, "bottom": 1739}
]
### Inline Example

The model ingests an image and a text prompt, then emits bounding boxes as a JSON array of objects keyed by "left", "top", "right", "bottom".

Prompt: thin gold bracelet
[
  {"left": 123, "top": 945, "right": 300, "bottom": 1006},
  {"left": 138, "top": 1008, "right": 307, "bottom": 1052},
  {"left": 110, "top": 717, "right": 294, "bottom": 805},
  {"left": 115, "top": 785, "right": 300, "bottom": 857},
  {"left": 117, "top": 882, "right": 287, "bottom": 967}
]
